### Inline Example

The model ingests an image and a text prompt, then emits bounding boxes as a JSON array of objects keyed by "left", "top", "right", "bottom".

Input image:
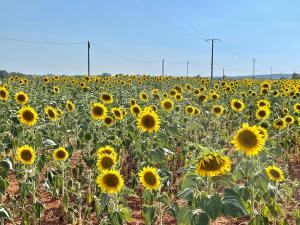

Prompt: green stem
[
  {"left": 158, "top": 189, "right": 163, "bottom": 225},
  {"left": 62, "top": 162, "right": 65, "bottom": 199},
  {"left": 207, "top": 176, "right": 212, "bottom": 196}
]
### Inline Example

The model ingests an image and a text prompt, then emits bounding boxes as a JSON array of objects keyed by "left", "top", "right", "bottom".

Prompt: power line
[{"left": 0, "top": 37, "right": 86, "bottom": 45}]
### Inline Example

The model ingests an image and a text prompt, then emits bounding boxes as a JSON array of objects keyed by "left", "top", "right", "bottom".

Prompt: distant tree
[
  {"left": 292, "top": 73, "right": 300, "bottom": 79},
  {"left": 0, "top": 70, "right": 8, "bottom": 78}
]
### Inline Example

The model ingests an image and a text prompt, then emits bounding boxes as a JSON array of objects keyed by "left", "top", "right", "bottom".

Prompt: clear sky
[{"left": 0, "top": 0, "right": 299, "bottom": 77}]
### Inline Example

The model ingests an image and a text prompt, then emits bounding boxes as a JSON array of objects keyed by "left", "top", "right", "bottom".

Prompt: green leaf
[
  {"left": 109, "top": 211, "right": 123, "bottom": 225},
  {"left": 190, "top": 209, "right": 210, "bottom": 225},
  {"left": 143, "top": 204, "right": 156, "bottom": 225},
  {"left": 194, "top": 193, "right": 222, "bottom": 220},
  {"left": 222, "top": 188, "right": 247, "bottom": 217},
  {"left": 0, "top": 207, "right": 10, "bottom": 219},
  {"left": 33, "top": 202, "right": 45, "bottom": 218},
  {"left": 0, "top": 178, "right": 9, "bottom": 195},
  {"left": 248, "top": 214, "right": 269, "bottom": 225}
]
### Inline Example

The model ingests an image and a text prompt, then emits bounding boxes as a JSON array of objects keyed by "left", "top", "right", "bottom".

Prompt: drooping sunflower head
[
  {"left": 193, "top": 107, "right": 200, "bottom": 116},
  {"left": 138, "top": 166, "right": 161, "bottom": 191},
  {"left": 273, "top": 118, "right": 286, "bottom": 129},
  {"left": 230, "top": 99, "right": 245, "bottom": 112},
  {"left": 90, "top": 102, "right": 107, "bottom": 120},
  {"left": 18, "top": 105, "right": 38, "bottom": 126},
  {"left": 137, "top": 109, "right": 160, "bottom": 133},
  {"left": 53, "top": 147, "right": 69, "bottom": 161},
  {"left": 130, "top": 99, "right": 136, "bottom": 106},
  {"left": 231, "top": 123, "right": 265, "bottom": 156},
  {"left": 265, "top": 165, "right": 284, "bottom": 182},
  {"left": 196, "top": 152, "right": 231, "bottom": 177},
  {"left": 15, "top": 91, "right": 29, "bottom": 104},
  {"left": 66, "top": 100, "right": 75, "bottom": 112},
  {"left": 97, "top": 145, "right": 117, "bottom": 159},
  {"left": 0, "top": 86, "right": 9, "bottom": 101},
  {"left": 100, "top": 93, "right": 113, "bottom": 104},
  {"left": 284, "top": 115, "right": 294, "bottom": 125},
  {"left": 160, "top": 98, "right": 174, "bottom": 112},
  {"left": 96, "top": 169, "right": 124, "bottom": 194},
  {"left": 255, "top": 107, "right": 270, "bottom": 120},
  {"left": 44, "top": 106, "right": 59, "bottom": 122},
  {"left": 185, "top": 105, "right": 195, "bottom": 115},
  {"left": 130, "top": 105, "right": 141, "bottom": 117},
  {"left": 17, "top": 145, "right": 35, "bottom": 165},
  {"left": 212, "top": 105, "right": 224, "bottom": 116},
  {"left": 96, "top": 154, "right": 116, "bottom": 171}
]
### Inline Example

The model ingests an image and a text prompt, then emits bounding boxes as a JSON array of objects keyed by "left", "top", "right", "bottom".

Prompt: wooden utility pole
[
  {"left": 88, "top": 41, "right": 90, "bottom": 76},
  {"left": 206, "top": 39, "right": 220, "bottom": 81}
]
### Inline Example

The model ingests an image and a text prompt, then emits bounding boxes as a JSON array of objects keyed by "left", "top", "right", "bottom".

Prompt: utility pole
[
  {"left": 162, "top": 59, "right": 165, "bottom": 76},
  {"left": 88, "top": 41, "right": 90, "bottom": 76},
  {"left": 206, "top": 39, "right": 220, "bottom": 81},
  {"left": 252, "top": 58, "right": 255, "bottom": 79},
  {"left": 187, "top": 61, "right": 189, "bottom": 77},
  {"left": 222, "top": 68, "right": 225, "bottom": 79}
]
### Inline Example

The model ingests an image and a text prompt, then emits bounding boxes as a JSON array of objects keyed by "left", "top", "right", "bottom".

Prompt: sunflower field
[{"left": 0, "top": 75, "right": 299, "bottom": 225}]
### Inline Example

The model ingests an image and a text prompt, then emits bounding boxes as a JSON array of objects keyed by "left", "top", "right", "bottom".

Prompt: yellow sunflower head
[
  {"left": 196, "top": 152, "right": 231, "bottom": 177},
  {"left": 231, "top": 123, "right": 265, "bottom": 156},
  {"left": 160, "top": 98, "right": 174, "bottom": 112},
  {"left": 112, "top": 107, "right": 124, "bottom": 120},
  {"left": 185, "top": 105, "right": 195, "bottom": 115},
  {"left": 138, "top": 166, "right": 161, "bottom": 191},
  {"left": 137, "top": 109, "right": 160, "bottom": 133},
  {"left": 66, "top": 100, "right": 75, "bottom": 112},
  {"left": 15, "top": 91, "right": 29, "bottom": 104},
  {"left": 255, "top": 107, "right": 270, "bottom": 120},
  {"left": 284, "top": 115, "right": 294, "bottom": 125},
  {"left": 52, "top": 147, "right": 69, "bottom": 161},
  {"left": 18, "top": 105, "right": 38, "bottom": 126},
  {"left": 174, "top": 94, "right": 182, "bottom": 101},
  {"left": 90, "top": 102, "right": 107, "bottom": 120},
  {"left": 256, "top": 126, "right": 268, "bottom": 141},
  {"left": 130, "top": 105, "right": 141, "bottom": 117},
  {"left": 97, "top": 145, "right": 117, "bottom": 159},
  {"left": 96, "top": 169, "right": 124, "bottom": 194},
  {"left": 44, "top": 106, "right": 59, "bottom": 122},
  {"left": 0, "top": 86, "right": 9, "bottom": 101},
  {"left": 212, "top": 105, "right": 224, "bottom": 116},
  {"left": 17, "top": 145, "right": 35, "bottom": 165},
  {"left": 293, "top": 103, "right": 300, "bottom": 113},
  {"left": 96, "top": 154, "right": 116, "bottom": 171},
  {"left": 53, "top": 86, "right": 60, "bottom": 93},
  {"left": 100, "top": 93, "right": 113, "bottom": 104},
  {"left": 103, "top": 116, "right": 115, "bottom": 127},
  {"left": 257, "top": 100, "right": 270, "bottom": 108},
  {"left": 273, "top": 118, "right": 286, "bottom": 129},
  {"left": 265, "top": 165, "right": 284, "bottom": 182},
  {"left": 140, "top": 92, "right": 148, "bottom": 102},
  {"left": 130, "top": 99, "right": 136, "bottom": 106},
  {"left": 230, "top": 99, "right": 245, "bottom": 112}
]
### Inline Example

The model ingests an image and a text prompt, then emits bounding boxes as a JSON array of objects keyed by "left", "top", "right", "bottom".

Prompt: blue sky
[{"left": 0, "top": 0, "right": 299, "bottom": 76}]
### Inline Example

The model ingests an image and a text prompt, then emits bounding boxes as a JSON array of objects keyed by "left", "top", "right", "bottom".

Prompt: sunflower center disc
[
  {"left": 238, "top": 130, "right": 258, "bottom": 148},
  {"left": 23, "top": 110, "right": 34, "bottom": 121},
  {"left": 144, "top": 172, "right": 157, "bottom": 185},
  {"left": 104, "top": 174, "right": 119, "bottom": 187},
  {"left": 101, "top": 157, "right": 113, "bottom": 169},
  {"left": 21, "top": 150, "right": 32, "bottom": 161},
  {"left": 270, "top": 169, "right": 280, "bottom": 178},
  {"left": 56, "top": 150, "right": 66, "bottom": 159},
  {"left": 142, "top": 115, "right": 155, "bottom": 129},
  {"left": 93, "top": 106, "right": 103, "bottom": 116}
]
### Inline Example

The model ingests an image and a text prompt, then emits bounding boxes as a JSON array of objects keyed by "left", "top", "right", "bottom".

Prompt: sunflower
[
  {"left": 130, "top": 105, "right": 141, "bottom": 117},
  {"left": 112, "top": 107, "right": 124, "bottom": 120},
  {"left": 193, "top": 107, "right": 200, "bottom": 116},
  {"left": 66, "top": 100, "right": 75, "bottom": 112},
  {"left": 212, "top": 105, "right": 224, "bottom": 116},
  {"left": 230, "top": 99, "right": 245, "bottom": 112},
  {"left": 175, "top": 94, "right": 182, "bottom": 101},
  {"left": 140, "top": 92, "right": 148, "bottom": 102},
  {"left": 273, "top": 118, "right": 286, "bottom": 129},
  {"left": 0, "top": 86, "right": 9, "bottom": 101},
  {"left": 160, "top": 98, "right": 174, "bottom": 112},
  {"left": 137, "top": 109, "right": 160, "bottom": 133},
  {"left": 255, "top": 107, "right": 270, "bottom": 120},
  {"left": 103, "top": 116, "right": 115, "bottom": 127},
  {"left": 96, "top": 154, "right": 116, "bottom": 171},
  {"left": 284, "top": 115, "right": 294, "bottom": 125},
  {"left": 293, "top": 103, "right": 300, "bottom": 113},
  {"left": 265, "top": 165, "right": 284, "bottom": 182},
  {"left": 53, "top": 86, "right": 60, "bottom": 93},
  {"left": 14, "top": 91, "right": 29, "bottom": 104},
  {"left": 256, "top": 126, "right": 268, "bottom": 141},
  {"left": 97, "top": 145, "right": 117, "bottom": 159},
  {"left": 44, "top": 106, "right": 59, "bottom": 121},
  {"left": 18, "top": 105, "right": 38, "bottom": 126},
  {"left": 196, "top": 152, "right": 231, "bottom": 177},
  {"left": 231, "top": 123, "right": 265, "bottom": 156},
  {"left": 16, "top": 145, "right": 35, "bottom": 165},
  {"left": 130, "top": 99, "right": 136, "bottom": 106},
  {"left": 96, "top": 170, "right": 124, "bottom": 194},
  {"left": 257, "top": 100, "right": 270, "bottom": 108},
  {"left": 90, "top": 102, "right": 107, "bottom": 120},
  {"left": 138, "top": 166, "right": 160, "bottom": 191},
  {"left": 53, "top": 147, "right": 69, "bottom": 161},
  {"left": 185, "top": 105, "right": 195, "bottom": 115},
  {"left": 100, "top": 93, "right": 113, "bottom": 104}
]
